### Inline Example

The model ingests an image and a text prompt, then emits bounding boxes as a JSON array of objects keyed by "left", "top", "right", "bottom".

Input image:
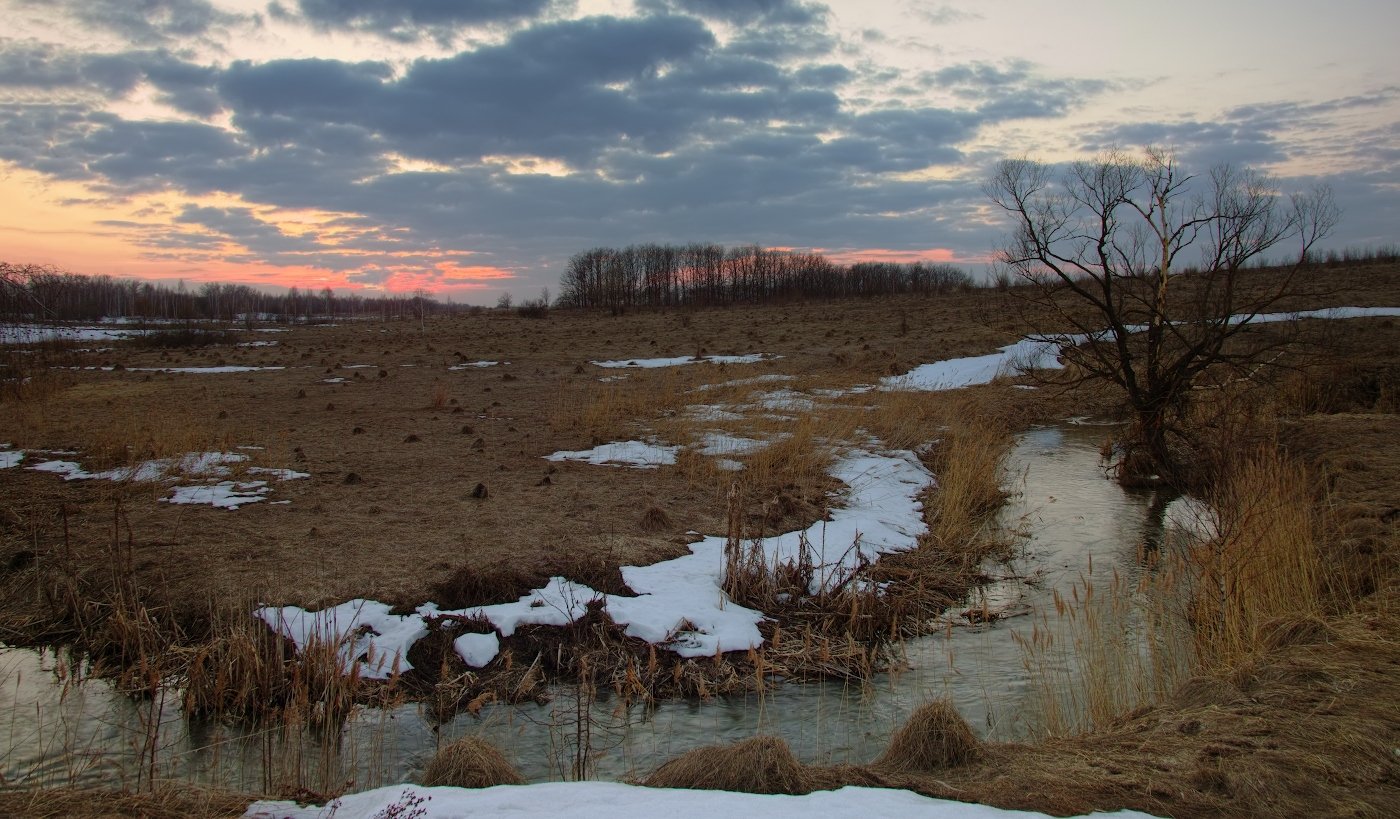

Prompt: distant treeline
[
  {"left": 0, "top": 262, "right": 450, "bottom": 324},
  {"left": 557, "top": 244, "right": 973, "bottom": 312}
]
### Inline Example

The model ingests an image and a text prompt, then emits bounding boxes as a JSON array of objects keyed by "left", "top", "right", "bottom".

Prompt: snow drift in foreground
[
  {"left": 243, "top": 781, "right": 1159, "bottom": 819},
  {"left": 256, "top": 445, "right": 933, "bottom": 677}
]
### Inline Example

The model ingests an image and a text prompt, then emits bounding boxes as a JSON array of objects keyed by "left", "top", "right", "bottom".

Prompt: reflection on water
[{"left": 2, "top": 424, "right": 1177, "bottom": 790}]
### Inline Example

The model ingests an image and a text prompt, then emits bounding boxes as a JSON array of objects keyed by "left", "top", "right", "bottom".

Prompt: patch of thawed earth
[{"left": 17, "top": 450, "right": 307, "bottom": 509}]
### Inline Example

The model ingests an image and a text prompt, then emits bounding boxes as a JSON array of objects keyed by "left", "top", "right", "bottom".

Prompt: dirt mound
[
  {"left": 420, "top": 735, "right": 525, "bottom": 788},
  {"left": 643, "top": 735, "right": 814, "bottom": 794},
  {"left": 874, "top": 700, "right": 982, "bottom": 771}
]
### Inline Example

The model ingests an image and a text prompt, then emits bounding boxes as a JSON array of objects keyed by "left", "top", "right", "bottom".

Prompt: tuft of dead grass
[
  {"left": 642, "top": 735, "right": 815, "bottom": 795},
  {"left": 874, "top": 700, "right": 983, "bottom": 771},
  {"left": 420, "top": 735, "right": 526, "bottom": 788}
]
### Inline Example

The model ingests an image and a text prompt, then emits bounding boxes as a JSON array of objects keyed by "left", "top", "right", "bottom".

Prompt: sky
[{"left": 0, "top": 0, "right": 1396, "bottom": 303}]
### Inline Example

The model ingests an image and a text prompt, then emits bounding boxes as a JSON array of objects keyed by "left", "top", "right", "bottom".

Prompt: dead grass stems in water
[{"left": 1015, "top": 443, "right": 1334, "bottom": 737}]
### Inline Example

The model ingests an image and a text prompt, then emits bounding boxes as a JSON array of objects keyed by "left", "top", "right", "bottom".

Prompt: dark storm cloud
[
  {"left": 21, "top": 0, "right": 247, "bottom": 46},
  {"left": 272, "top": 0, "right": 563, "bottom": 41}
]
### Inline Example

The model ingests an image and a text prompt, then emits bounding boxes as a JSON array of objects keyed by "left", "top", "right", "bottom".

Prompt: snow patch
[
  {"left": 694, "top": 432, "right": 779, "bottom": 457},
  {"left": 449, "top": 360, "right": 502, "bottom": 369},
  {"left": 242, "top": 781, "right": 1160, "bottom": 819},
  {"left": 545, "top": 441, "right": 679, "bottom": 469},
  {"left": 129, "top": 366, "right": 284, "bottom": 374},
  {"left": 453, "top": 632, "right": 501, "bottom": 668},
  {"left": 165, "top": 481, "right": 270, "bottom": 509},
  {"left": 591, "top": 353, "right": 779, "bottom": 369},
  {"left": 260, "top": 445, "right": 933, "bottom": 665}
]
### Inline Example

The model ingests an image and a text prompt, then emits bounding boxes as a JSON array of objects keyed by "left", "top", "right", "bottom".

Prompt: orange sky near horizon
[
  {"left": 3, "top": 164, "right": 977, "bottom": 297},
  {"left": 0, "top": 165, "right": 520, "bottom": 297}
]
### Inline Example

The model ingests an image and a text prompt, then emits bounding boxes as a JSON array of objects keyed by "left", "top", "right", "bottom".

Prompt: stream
[{"left": 1, "top": 423, "right": 1181, "bottom": 792}]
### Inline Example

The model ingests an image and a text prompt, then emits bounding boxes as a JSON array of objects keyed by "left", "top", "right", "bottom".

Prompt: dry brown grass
[
  {"left": 642, "top": 735, "right": 815, "bottom": 794},
  {"left": 421, "top": 735, "right": 525, "bottom": 788},
  {"left": 1189, "top": 446, "right": 1323, "bottom": 669},
  {"left": 919, "top": 395, "right": 1013, "bottom": 548},
  {"left": 873, "top": 699, "right": 983, "bottom": 771},
  {"left": 0, "top": 785, "right": 252, "bottom": 819}
]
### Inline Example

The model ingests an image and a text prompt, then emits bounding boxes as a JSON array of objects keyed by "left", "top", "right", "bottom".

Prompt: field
[{"left": 2, "top": 261, "right": 1399, "bottom": 816}]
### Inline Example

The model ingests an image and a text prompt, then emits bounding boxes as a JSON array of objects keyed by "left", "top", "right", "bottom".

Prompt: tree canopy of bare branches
[
  {"left": 984, "top": 148, "right": 1339, "bottom": 484},
  {"left": 556, "top": 243, "right": 971, "bottom": 313}
]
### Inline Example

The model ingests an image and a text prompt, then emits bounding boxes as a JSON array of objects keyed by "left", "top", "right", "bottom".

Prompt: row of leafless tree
[
  {"left": 0, "top": 263, "right": 447, "bottom": 324},
  {"left": 556, "top": 244, "right": 972, "bottom": 312}
]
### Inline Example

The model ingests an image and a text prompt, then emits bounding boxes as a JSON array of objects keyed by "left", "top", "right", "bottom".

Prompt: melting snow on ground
[
  {"left": 0, "top": 449, "right": 22, "bottom": 469},
  {"left": 166, "top": 481, "right": 272, "bottom": 509},
  {"left": 129, "top": 366, "right": 285, "bottom": 374},
  {"left": 22, "top": 451, "right": 305, "bottom": 509},
  {"left": 243, "top": 781, "right": 1159, "bottom": 819},
  {"left": 882, "top": 306, "right": 1400, "bottom": 392},
  {"left": 28, "top": 451, "right": 249, "bottom": 482},
  {"left": 692, "top": 373, "right": 795, "bottom": 391},
  {"left": 544, "top": 441, "right": 680, "bottom": 468},
  {"left": 694, "top": 432, "right": 779, "bottom": 457},
  {"left": 591, "top": 353, "right": 779, "bottom": 369},
  {"left": 257, "top": 444, "right": 932, "bottom": 672},
  {"left": 449, "top": 360, "right": 503, "bottom": 369},
  {"left": 0, "top": 324, "right": 145, "bottom": 344}
]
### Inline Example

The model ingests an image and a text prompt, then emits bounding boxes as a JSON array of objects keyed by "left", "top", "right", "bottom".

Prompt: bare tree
[{"left": 984, "top": 147, "right": 1339, "bottom": 484}]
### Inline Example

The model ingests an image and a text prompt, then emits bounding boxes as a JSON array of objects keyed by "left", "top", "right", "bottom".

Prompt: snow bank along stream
[{"left": 258, "top": 443, "right": 934, "bottom": 676}]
